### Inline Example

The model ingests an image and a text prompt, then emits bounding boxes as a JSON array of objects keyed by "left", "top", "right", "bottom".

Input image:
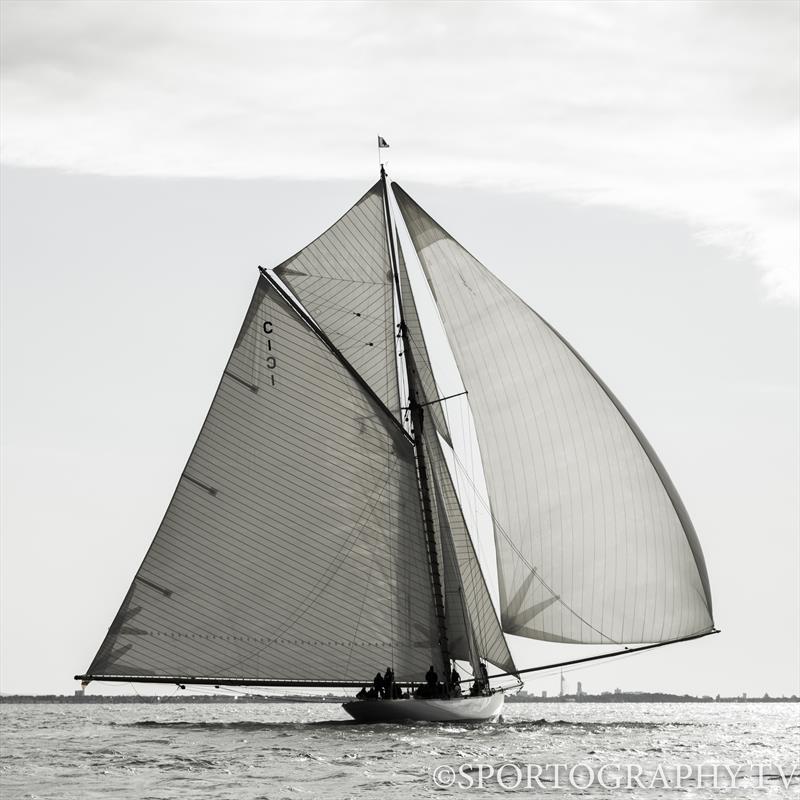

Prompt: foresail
[
  {"left": 86, "top": 275, "right": 439, "bottom": 683},
  {"left": 422, "top": 424, "right": 516, "bottom": 675},
  {"left": 394, "top": 183, "right": 714, "bottom": 645},
  {"left": 274, "top": 182, "right": 400, "bottom": 416}
]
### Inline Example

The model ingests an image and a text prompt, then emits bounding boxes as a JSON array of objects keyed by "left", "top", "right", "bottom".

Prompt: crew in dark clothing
[
  {"left": 425, "top": 665, "right": 438, "bottom": 687},
  {"left": 384, "top": 667, "right": 394, "bottom": 700},
  {"left": 373, "top": 671, "right": 385, "bottom": 698},
  {"left": 450, "top": 665, "right": 461, "bottom": 694},
  {"left": 469, "top": 662, "right": 490, "bottom": 696}
]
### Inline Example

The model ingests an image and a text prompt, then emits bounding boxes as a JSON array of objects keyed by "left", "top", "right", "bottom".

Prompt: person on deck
[
  {"left": 450, "top": 665, "right": 461, "bottom": 694},
  {"left": 425, "top": 665, "right": 438, "bottom": 694},
  {"left": 373, "top": 671, "right": 385, "bottom": 698},
  {"left": 384, "top": 667, "right": 394, "bottom": 700},
  {"left": 479, "top": 662, "right": 490, "bottom": 687}
]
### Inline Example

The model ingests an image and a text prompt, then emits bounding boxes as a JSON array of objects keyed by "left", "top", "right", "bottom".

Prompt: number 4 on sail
[{"left": 75, "top": 162, "right": 717, "bottom": 723}]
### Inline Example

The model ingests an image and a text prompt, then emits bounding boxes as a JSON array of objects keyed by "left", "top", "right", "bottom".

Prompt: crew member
[
  {"left": 384, "top": 666, "right": 394, "bottom": 700},
  {"left": 425, "top": 665, "right": 438, "bottom": 688}
]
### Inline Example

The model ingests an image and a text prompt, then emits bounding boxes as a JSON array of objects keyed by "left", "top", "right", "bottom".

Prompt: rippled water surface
[{"left": 1, "top": 702, "right": 798, "bottom": 798}]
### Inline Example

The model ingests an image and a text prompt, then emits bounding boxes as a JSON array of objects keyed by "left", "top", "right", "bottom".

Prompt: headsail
[
  {"left": 274, "top": 182, "right": 400, "bottom": 416},
  {"left": 84, "top": 275, "right": 440, "bottom": 684},
  {"left": 423, "top": 425, "right": 516, "bottom": 675},
  {"left": 394, "top": 183, "right": 714, "bottom": 645}
]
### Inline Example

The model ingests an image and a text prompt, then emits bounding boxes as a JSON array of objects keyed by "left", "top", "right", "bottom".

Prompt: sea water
[{"left": 1, "top": 702, "right": 798, "bottom": 799}]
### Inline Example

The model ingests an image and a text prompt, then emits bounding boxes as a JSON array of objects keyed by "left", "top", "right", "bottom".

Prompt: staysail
[
  {"left": 274, "top": 182, "right": 400, "bottom": 417},
  {"left": 394, "top": 183, "right": 714, "bottom": 645},
  {"left": 84, "top": 275, "right": 440, "bottom": 684},
  {"left": 423, "top": 425, "right": 517, "bottom": 675}
]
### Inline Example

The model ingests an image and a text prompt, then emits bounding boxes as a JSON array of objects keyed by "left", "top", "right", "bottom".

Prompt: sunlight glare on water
[{"left": 1, "top": 702, "right": 798, "bottom": 799}]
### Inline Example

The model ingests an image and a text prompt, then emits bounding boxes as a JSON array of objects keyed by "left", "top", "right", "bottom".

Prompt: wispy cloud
[{"left": 1, "top": 0, "right": 797, "bottom": 302}]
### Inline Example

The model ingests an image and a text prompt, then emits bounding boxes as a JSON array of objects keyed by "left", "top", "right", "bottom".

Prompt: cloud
[{"left": 1, "top": 0, "right": 797, "bottom": 302}]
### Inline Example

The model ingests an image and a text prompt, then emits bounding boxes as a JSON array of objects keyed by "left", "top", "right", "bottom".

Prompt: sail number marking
[{"left": 263, "top": 321, "right": 276, "bottom": 386}]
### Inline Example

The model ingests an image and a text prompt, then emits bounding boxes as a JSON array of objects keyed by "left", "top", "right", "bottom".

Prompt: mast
[{"left": 380, "top": 165, "right": 451, "bottom": 676}]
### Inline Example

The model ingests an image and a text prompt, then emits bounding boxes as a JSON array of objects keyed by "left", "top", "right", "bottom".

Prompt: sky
[{"left": 1, "top": 1, "right": 798, "bottom": 698}]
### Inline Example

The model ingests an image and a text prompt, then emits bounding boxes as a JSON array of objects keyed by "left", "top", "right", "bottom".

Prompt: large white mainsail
[
  {"left": 394, "top": 183, "right": 714, "bottom": 646},
  {"left": 86, "top": 275, "right": 441, "bottom": 684}
]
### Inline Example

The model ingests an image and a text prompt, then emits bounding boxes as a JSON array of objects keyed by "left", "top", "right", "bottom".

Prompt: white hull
[{"left": 342, "top": 693, "right": 504, "bottom": 723}]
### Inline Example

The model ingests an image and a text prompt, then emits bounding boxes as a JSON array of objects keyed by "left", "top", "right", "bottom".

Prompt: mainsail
[
  {"left": 394, "top": 183, "right": 714, "bottom": 646},
  {"left": 85, "top": 275, "right": 440, "bottom": 684}
]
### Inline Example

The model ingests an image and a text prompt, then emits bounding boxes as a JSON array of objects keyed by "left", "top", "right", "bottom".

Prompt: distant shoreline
[{"left": 1, "top": 693, "right": 797, "bottom": 705}]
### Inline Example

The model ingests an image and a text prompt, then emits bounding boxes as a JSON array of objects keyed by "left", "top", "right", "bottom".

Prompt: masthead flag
[{"left": 377, "top": 136, "right": 389, "bottom": 148}]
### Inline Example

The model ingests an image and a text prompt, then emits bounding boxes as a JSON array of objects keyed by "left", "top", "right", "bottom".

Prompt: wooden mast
[{"left": 379, "top": 164, "right": 451, "bottom": 678}]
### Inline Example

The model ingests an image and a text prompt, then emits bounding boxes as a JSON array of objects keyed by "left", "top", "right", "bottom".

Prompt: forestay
[
  {"left": 85, "top": 276, "right": 440, "bottom": 683},
  {"left": 394, "top": 183, "right": 714, "bottom": 645}
]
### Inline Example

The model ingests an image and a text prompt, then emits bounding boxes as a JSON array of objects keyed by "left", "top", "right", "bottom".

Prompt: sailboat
[{"left": 75, "top": 157, "right": 717, "bottom": 724}]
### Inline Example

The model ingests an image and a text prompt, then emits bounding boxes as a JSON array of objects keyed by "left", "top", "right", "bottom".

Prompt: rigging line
[
  {"left": 524, "top": 648, "right": 647, "bottom": 682},
  {"left": 488, "top": 628, "right": 720, "bottom": 681},
  {"left": 421, "top": 390, "right": 468, "bottom": 407},
  {"left": 401, "top": 390, "right": 469, "bottom": 410},
  {"left": 447, "top": 446, "right": 620, "bottom": 645}
]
